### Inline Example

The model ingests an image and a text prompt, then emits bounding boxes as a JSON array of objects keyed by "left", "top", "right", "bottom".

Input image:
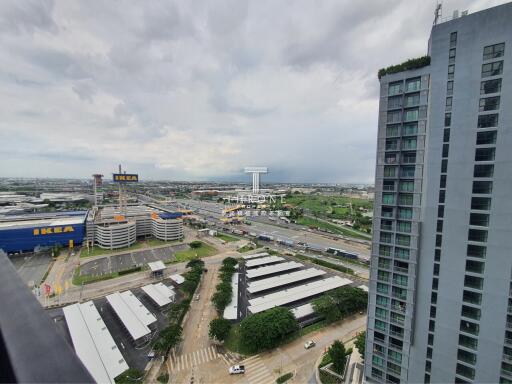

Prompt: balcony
[
  {"left": 394, "top": 266, "right": 409, "bottom": 274},
  {"left": 389, "top": 330, "right": 404, "bottom": 338},
  {"left": 392, "top": 291, "right": 407, "bottom": 301},
  {"left": 506, "top": 322, "right": 512, "bottom": 330},
  {"left": 501, "top": 369, "right": 512, "bottom": 378},
  {"left": 392, "top": 304, "right": 406, "bottom": 314},
  {"left": 393, "top": 279, "right": 408, "bottom": 287},
  {"left": 381, "top": 224, "right": 393, "bottom": 231},
  {"left": 505, "top": 338, "right": 512, "bottom": 346},
  {"left": 503, "top": 354, "right": 512, "bottom": 363},
  {"left": 390, "top": 316, "right": 405, "bottom": 326}
]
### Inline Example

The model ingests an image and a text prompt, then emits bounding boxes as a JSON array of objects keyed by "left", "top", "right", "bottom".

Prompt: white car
[
  {"left": 304, "top": 340, "right": 316, "bottom": 349},
  {"left": 228, "top": 365, "right": 245, "bottom": 375}
]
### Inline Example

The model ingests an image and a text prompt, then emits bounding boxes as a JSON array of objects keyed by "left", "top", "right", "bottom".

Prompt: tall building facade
[{"left": 365, "top": 3, "right": 512, "bottom": 383}]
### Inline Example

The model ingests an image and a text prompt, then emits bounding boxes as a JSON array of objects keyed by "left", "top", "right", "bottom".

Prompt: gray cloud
[{"left": 0, "top": 0, "right": 508, "bottom": 182}]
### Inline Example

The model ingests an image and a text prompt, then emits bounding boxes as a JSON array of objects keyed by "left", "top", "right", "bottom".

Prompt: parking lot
[
  {"left": 47, "top": 279, "right": 182, "bottom": 372},
  {"left": 79, "top": 244, "right": 189, "bottom": 278},
  {"left": 9, "top": 251, "right": 53, "bottom": 286}
]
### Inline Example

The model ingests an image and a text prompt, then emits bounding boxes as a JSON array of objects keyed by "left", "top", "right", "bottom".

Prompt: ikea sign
[
  {"left": 113, "top": 173, "right": 139, "bottom": 182},
  {"left": 33, "top": 226, "right": 75, "bottom": 236}
]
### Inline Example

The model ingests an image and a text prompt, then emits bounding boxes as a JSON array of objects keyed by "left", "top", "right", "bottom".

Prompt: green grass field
[
  {"left": 282, "top": 194, "right": 372, "bottom": 218},
  {"left": 296, "top": 217, "right": 370, "bottom": 240},
  {"left": 174, "top": 242, "right": 217, "bottom": 263},
  {"left": 215, "top": 233, "right": 240, "bottom": 242}
]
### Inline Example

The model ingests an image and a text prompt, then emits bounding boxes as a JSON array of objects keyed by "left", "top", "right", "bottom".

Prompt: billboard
[{"left": 113, "top": 173, "right": 138, "bottom": 182}]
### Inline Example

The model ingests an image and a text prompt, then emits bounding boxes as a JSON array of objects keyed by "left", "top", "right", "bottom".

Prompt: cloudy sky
[{"left": 0, "top": 0, "right": 507, "bottom": 183}]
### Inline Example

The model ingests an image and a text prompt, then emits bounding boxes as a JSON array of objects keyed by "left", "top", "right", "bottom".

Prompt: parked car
[
  {"left": 194, "top": 294, "right": 200, "bottom": 301},
  {"left": 304, "top": 340, "right": 316, "bottom": 349},
  {"left": 228, "top": 365, "right": 245, "bottom": 375}
]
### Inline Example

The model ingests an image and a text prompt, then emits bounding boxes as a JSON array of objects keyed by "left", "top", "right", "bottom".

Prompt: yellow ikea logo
[
  {"left": 33, "top": 226, "right": 75, "bottom": 236},
  {"left": 113, "top": 174, "right": 138, "bottom": 182}
]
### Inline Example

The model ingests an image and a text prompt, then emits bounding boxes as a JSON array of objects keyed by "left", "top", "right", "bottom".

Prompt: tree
[
  {"left": 328, "top": 340, "right": 347, "bottom": 375},
  {"left": 211, "top": 288, "right": 232, "bottom": 312},
  {"left": 312, "top": 295, "right": 342, "bottom": 323},
  {"left": 187, "top": 258, "right": 205, "bottom": 269},
  {"left": 115, "top": 369, "right": 144, "bottom": 384},
  {"left": 354, "top": 331, "right": 366, "bottom": 357},
  {"left": 239, "top": 307, "right": 298, "bottom": 353},
  {"left": 153, "top": 324, "right": 182, "bottom": 356},
  {"left": 222, "top": 257, "right": 238, "bottom": 268},
  {"left": 189, "top": 241, "right": 203, "bottom": 249},
  {"left": 208, "top": 318, "right": 232, "bottom": 342}
]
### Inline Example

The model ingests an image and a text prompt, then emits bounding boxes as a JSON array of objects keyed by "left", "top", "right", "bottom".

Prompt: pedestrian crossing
[
  {"left": 240, "top": 355, "right": 274, "bottom": 384},
  {"left": 168, "top": 346, "right": 239, "bottom": 372}
]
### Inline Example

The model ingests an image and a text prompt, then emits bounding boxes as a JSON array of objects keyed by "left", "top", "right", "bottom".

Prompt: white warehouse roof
[
  {"left": 106, "top": 292, "right": 152, "bottom": 341},
  {"left": 148, "top": 260, "right": 166, "bottom": 272},
  {"left": 246, "top": 261, "right": 303, "bottom": 279},
  {"left": 63, "top": 302, "right": 128, "bottom": 384},
  {"left": 120, "top": 291, "right": 157, "bottom": 327},
  {"left": 247, "top": 268, "right": 326, "bottom": 294},
  {"left": 248, "top": 276, "right": 352, "bottom": 314},
  {"left": 241, "top": 252, "right": 269, "bottom": 260},
  {"left": 170, "top": 274, "right": 185, "bottom": 284},
  {"left": 291, "top": 303, "right": 315, "bottom": 319},
  {"left": 245, "top": 256, "right": 284, "bottom": 268},
  {"left": 223, "top": 273, "right": 239, "bottom": 320},
  {"left": 142, "top": 283, "right": 175, "bottom": 307}
]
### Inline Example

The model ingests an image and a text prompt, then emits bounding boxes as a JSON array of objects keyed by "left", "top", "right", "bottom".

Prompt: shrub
[
  {"left": 354, "top": 331, "right": 366, "bottom": 357},
  {"left": 189, "top": 241, "right": 203, "bottom": 249},
  {"left": 208, "top": 318, "right": 232, "bottom": 342},
  {"left": 328, "top": 340, "right": 347, "bottom": 375},
  {"left": 378, "top": 56, "right": 431, "bottom": 79},
  {"left": 276, "top": 372, "right": 293, "bottom": 384}
]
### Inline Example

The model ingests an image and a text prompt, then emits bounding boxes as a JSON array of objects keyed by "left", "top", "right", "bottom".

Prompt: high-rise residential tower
[{"left": 365, "top": 3, "right": 512, "bottom": 383}]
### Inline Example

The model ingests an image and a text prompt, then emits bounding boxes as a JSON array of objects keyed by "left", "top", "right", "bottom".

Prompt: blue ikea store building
[{"left": 0, "top": 211, "right": 87, "bottom": 254}]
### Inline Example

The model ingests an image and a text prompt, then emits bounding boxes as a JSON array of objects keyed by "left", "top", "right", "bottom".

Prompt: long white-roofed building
[
  {"left": 247, "top": 268, "right": 326, "bottom": 294},
  {"left": 63, "top": 301, "right": 128, "bottom": 384},
  {"left": 246, "top": 261, "right": 303, "bottom": 279}
]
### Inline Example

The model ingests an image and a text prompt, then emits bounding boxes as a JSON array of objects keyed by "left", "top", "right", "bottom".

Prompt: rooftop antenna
[{"left": 433, "top": 3, "right": 442, "bottom": 25}]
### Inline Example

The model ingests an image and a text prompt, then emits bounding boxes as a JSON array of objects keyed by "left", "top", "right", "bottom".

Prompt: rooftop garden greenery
[{"left": 378, "top": 56, "right": 431, "bottom": 79}]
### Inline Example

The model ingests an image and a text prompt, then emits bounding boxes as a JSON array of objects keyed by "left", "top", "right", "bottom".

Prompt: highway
[{"left": 174, "top": 198, "right": 371, "bottom": 260}]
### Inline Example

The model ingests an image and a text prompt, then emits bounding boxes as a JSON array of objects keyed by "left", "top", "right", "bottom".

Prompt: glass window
[
  {"left": 456, "top": 363, "right": 475, "bottom": 380},
  {"left": 404, "top": 108, "right": 419, "bottom": 122},
  {"left": 404, "top": 93, "right": 420, "bottom": 107},
  {"left": 466, "top": 260, "right": 485, "bottom": 274},
  {"left": 377, "top": 295, "right": 389, "bottom": 307},
  {"left": 386, "top": 124, "right": 400, "bottom": 137},
  {"left": 388, "top": 349, "right": 402, "bottom": 364},
  {"left": 437, "top": 219, "right": 443, "bottom": 232},
  {"left": 382, "top": 193, "right": 396, "bottom": 205},
  {"left": 477, "top": 113, "right": 499, "bottom": 128},
  {"left": 479, "top": 96, "right": 500, "bottom": 111},
  {"left": 467, "top": 244, "right": 487, "bottom": 258},
  {"left": 395, "top": 234, "right": 410, "bottom": 246},
  {"left": 440, "top": 175, "right": 447, "bottom": 188},
  {"left": 380, "top": 232, "right": 392, "bottom": 244},
  {"left": 397, "top": 221, "right": 411, "bottom": 233},
  {"left": 398, "top": 193, "right": 414, "bottom": 206},
  {"left": 383, "top": 180, "right": 395, "bottom": 191},
  {"left": 402, "top": 137, "right": 417, "bottom": 150},
  {"left": 380, "top": 245, "right": 392, "bottom": 256},
  {"left": 400, "top": 166, "right": 415, "bottom": 178},
  {"left": 459, "top": 334, "right": 478, "bottom": 350},
  {"left": 387, "top": 111, "right": 401, "bottom": 124},
  {"left": 458, "top": 349, "right": 477, "bottom": 365},
  {"left": 463, "top": 290, "right": 482, "bottom": 305},
  {"left": 475, "top": 148, "right": 495, "bottom": 162},
  {"left": 377, "top": 283, "right": 389, "bottom": 294},
  {"left": 483, "top": 43, "right": 505, "bottom": 60},
  {"left": 445, "top": 112, "right": 452, "bottom": 127},
  {"left": 442, "top": 144, "right": 449, "bottom": 158},
  {"left": 476, "top": 130, "right": 497, "bottom": 145},
  {"left": 384, "top": 166, "right": 397, "bottom": 177},
  {"left": 386, "top": 139, "right": 399, "bottom": 150},
  {"left": 398, "top": 207, "right": 412, "bottom": 220},
  {"left": 388, "top": 82, "right": 403, "bottom": 96},
  {"left": 470, "top": 213, "right": 489, "bottom": 227},
  {"left": 388, "top": 96, "right": 402, "bottom": 110},
  {"left": 446, "top": 97, "right": 453, "bottom": 108},
  {"left": 402, "top": 152, "right": 416, "bottom": 164},
  {"left": 450, "top": 32, "right": 458, "bottom": 47},
  {"left": 481, "top": 61, "right": 503, "bottom": 77},
  {"left": 448, "top": 64, "right": 455, "bottom": 79},
  {"left": 395, "top": 247, "right": 410, "bottom": 260},
  {"left": 399, "top": 181, "right": 414, "bottom": 192},
  {"left": 460, "top": 320, "right": 480, "bottom": 336},
  {"left": 474, "top": 164, "right": 494, "bottom": 178},
  {"left": 375, "top": 319, "right": 387, "bottom": 331},
  {"left": 403, "top": 122, "right": 418, "bottom": 136},
  {"left": 438, "top": 205, "right": 444, "bottom": 218},
  {"left": 480, "top": 78, "right": 502, "bottom": 94},
  {"left": 385, "top": 153, "right": 398, "bottom": 164},
  {"left": 449, "top": 48, "right": 456, "bottom": 62},
  {"left": 464, "top": 275, "right": 484, "bottom": 289},
  {"left": 468, "top": 228, "right": 488, "bottom": 243},
  {"left": 406, "top": 78, "right": 421, "bottom": 92},
  {"left": 441, "top": 159, "right": 448, "bottom": 173},
  {"left": 473, "top": 180, "right": 493, "bottom": 194},
  {"left": 382, "top": 207, "right": 394, "bottom": 218},
  {"left": 373, "top": 355, "right": 385, "bottom": 367},
  {"left": 461, "top": 305, "right": 481, "bottom": 320},
  {"left": 471, "top": 197, "right": 491, "bottom": 211},
  {"left": 443, "top": 128, "right": 450, "bottom": 142},
  {"left": 447, "top": 80, "right": 454, "bottom": 95},
  {"left": 375, "top": 307, "right": 388, "bottom": 319}
]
